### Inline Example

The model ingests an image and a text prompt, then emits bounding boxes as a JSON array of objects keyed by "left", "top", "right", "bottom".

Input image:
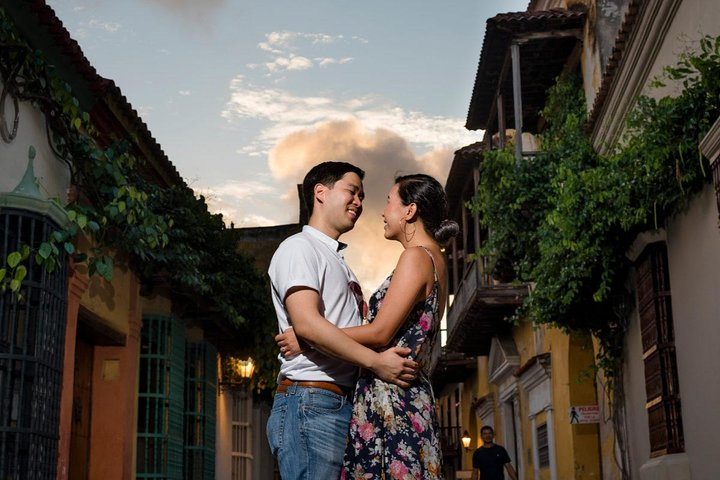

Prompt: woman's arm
[
  {"left": 277, "top": 247, "right": 435, "bottom": 354},
  {"left": 344, "top": 247, "right": 433, "bottom": 348},
  {"left": 284, "top": 286, "right": 417, "bottom": 386}
]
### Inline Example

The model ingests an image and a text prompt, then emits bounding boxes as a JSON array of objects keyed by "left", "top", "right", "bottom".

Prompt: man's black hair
[{"left": 302, "top": 161, "right": 365, "bottom": 218}]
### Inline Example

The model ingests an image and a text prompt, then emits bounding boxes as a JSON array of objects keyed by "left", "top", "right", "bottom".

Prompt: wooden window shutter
[{"left": 635, "top": 242, "right": 684, "bottom": 456}]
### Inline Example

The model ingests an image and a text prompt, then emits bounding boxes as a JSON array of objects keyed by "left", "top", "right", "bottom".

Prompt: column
[
  {"left": 510, "top": 42, "right": 523, "bottom": 161},
  {"left": 56, "top": 267, "right": 89, "bottom": 480},
  {"left": 530, "top": 414, "right": 540, "bottom": 480},
  {"left": 546, "top": 407, "right": 558, "bottom": 480}
]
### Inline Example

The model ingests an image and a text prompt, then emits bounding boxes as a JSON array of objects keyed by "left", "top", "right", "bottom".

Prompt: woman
[{"left": 278, "top": 173, "right": 458, "bottom": 479}]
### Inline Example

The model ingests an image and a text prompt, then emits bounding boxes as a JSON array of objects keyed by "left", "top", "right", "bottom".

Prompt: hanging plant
[
  {"left": 469, "top": 35, "right": 720, "bottom": 381},
  {"left": 0, "top": 8, "right": 278, "bottom": 392}
]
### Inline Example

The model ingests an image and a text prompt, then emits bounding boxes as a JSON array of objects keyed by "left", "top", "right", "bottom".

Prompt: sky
[{"left": 46, "top": 0, "right": 529, "bottom": 291}]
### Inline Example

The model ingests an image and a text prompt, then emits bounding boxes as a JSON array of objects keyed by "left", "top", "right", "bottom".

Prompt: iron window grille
[
  {"left": 536, "top": 423, "right": 550, "bottom": 468},
  {"left": 137, "top": 316, "right": 218, "bottom": 479},
  {"left": 0, "top": 208, "right": 67, "bottom": 480},
  {"left": 184, "top": 341, "right": 216, "bottom": 480},
  {"left": 137, "top": 315, "right": 185, "bottom": 479}
]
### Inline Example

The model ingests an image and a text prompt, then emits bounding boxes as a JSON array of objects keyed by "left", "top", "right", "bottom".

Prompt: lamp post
[
  {"left": 234, "top": 357, "right": 255, "bottom": 380},
  {"left": 220, "top": 356, "right": 255, "bottom": 480},
  {"left": 461, "top": 430, "right": 472, "bottom": 451}
]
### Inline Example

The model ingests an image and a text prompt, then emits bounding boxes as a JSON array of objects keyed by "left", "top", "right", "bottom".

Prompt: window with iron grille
[
  {"left": 635, "top": 242, "right": 684, "bottom": 456},
  {"left": 184, "top": 341, "right": 217, "bottom": 480},
  {"left": 136, "top": 315, "right": 185, "bottom": 479},
  {"left": 231, "top": 388, "right": 253, "bottom": 480},
  {"left": 536, "top": 423, "right": 549, "bottom": 468},
  {"left": 0, "top": 209, "right": 67, "bottom": 480}
]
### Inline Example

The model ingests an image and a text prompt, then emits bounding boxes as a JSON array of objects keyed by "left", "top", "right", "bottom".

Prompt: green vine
[
  {"left": 0, "top": 8, "right": 277, "bottom": 392},
  {"left": 469, "top": 35, "right": 720, "bottom": 382}
]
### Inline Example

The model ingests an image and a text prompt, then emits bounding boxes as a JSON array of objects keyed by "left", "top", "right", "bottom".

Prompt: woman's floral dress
[{"left": 341, "top": 247, "right": 443, "bottom": 480}]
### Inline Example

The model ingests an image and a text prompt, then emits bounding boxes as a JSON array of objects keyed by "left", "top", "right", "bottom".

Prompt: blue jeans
[{"left": 266, "top": 383, "right": 352, "bottom": 480}]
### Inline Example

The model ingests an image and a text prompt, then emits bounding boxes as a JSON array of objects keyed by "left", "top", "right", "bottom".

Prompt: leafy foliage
[
  {"left": 0, "top": 8, "right": 277, "bottom": 391},
  {"left": 469, "top": 36, "right": 720, "bottom": 379}
]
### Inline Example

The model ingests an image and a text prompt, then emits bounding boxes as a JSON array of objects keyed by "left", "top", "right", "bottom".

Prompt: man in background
[{"left": 471, "top": 425, "right": 519, "bottom": 480}]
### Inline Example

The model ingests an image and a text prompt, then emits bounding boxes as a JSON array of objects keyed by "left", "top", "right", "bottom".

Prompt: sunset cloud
[
  {"left": 197, "top": 180, "right": 282, "bottom": 228},
  {"left": 265, "top": 118, "right": 455, "bottom": 292},
  {"left": 221, "top": 76, "right": 478, "bottom": 158}
]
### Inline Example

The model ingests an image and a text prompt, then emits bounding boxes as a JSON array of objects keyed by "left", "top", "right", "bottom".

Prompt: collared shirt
[{"left": 268, "top": 225, "right": 362, "bottom": 387}]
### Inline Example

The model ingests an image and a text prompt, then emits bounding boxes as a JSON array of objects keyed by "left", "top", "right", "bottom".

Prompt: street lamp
[
  {"left": 220, "top": 356, "right": 255, "bottom": 479},
  {"left": 461, "top": 430, "right": 472, "bottom": 451},
  {"left": 235, "top": 357, "right": 255, "bottom": 380}
]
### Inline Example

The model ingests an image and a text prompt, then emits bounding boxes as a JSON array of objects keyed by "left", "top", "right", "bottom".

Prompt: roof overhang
[
  {"left": 445, "top": 142, "right": 483, "bottom": 218},
  {"left": 4, "top": 0, "right": 184, "bottom": 187},
  {"left": 466, "top": 7, "right": 586, "bottom": 133}
]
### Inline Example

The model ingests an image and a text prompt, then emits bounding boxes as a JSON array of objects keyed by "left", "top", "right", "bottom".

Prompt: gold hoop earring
[{"left": 403, "top": 221, "right": 416, "bottom": 242}]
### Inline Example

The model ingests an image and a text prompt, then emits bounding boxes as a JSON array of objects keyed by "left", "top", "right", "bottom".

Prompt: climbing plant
[
  {"left": 0, "top": 8, "right": 277, "bottom": 391},
  {"left": 468, "top": 35, "right": 720, "bottom": 381}
]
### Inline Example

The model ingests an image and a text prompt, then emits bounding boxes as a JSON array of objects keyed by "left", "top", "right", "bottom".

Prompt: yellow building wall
[{"left": 506, "top": 323, "right": 602, "bottom": 480}]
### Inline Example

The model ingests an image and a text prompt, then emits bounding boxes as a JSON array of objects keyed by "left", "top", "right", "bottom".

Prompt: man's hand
[
  {"left": 275, "top": 327, "right": 308, "bottom": 358},
  {"left": 369, "top": 346, "right": 418, "bottom": 388}
]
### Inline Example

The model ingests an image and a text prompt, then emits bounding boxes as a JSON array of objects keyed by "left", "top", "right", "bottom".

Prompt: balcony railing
[
  {"left": 447, "top": 260, "right": 484, "bottom": 340},
  {"left": 443, "top": 257, "right": 527, "bottom": 356}
]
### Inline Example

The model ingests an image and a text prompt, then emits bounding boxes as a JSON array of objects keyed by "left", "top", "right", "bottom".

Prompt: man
[
  {"left": 266, "top": 161, "right": 417, "bottom": 480},
  {"left": 471, "top": 426, "right": 519, "bottom": 480}
]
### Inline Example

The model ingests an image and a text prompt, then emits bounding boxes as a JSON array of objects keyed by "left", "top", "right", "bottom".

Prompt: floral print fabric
[{"left": 341, "top": 248, "right": 443, "bottom": 479}]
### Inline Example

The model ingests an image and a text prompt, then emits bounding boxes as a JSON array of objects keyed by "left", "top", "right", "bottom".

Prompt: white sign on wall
[{"left": 569, "top": 405, "right": 600, "bottom": 424}]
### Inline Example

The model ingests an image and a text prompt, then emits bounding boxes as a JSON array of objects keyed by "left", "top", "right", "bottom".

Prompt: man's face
[
  {"left": 319, "top": 172, "right": 364, "bottom": 236},
  {"left": 481, "top": 429, "right": 494, "bottom": 445}
]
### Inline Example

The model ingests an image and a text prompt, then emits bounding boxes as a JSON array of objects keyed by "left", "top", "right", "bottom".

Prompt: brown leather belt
[{"left": 277, "top": 378, "right": 352, "bottom": 398}]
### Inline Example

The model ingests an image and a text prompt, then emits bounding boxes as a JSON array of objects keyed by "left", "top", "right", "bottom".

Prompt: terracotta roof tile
[
  {"left": 587, "top": 0, "right": 642, "bottom": 130},
  {"left": 466, "top": 7, "right": 586, "bottom": 132},
  {"left": 17, "top": 0, "right": 184, "bottom": 186}
]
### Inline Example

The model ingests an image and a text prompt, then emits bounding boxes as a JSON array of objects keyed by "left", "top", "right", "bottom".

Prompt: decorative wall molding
[
  {"left": 488, "top": 336, "right": 520, "bottom": 384},
  {"left": 591, "top": 0, "right": 683, "bottom": 153},
  {"left": 700, "top": 116, "right": 720, "bottom": 162}
]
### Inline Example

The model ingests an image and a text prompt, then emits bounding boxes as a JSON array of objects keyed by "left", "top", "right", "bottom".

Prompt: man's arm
[
  {"left": 285, "top": 287, "right": 417, "bottom": 387},
  {"left": 505, "top": 462, "right": 518, "bottom": 480},
  {"left": 470, "top": 468, "right": 479, "bottom": 480}
]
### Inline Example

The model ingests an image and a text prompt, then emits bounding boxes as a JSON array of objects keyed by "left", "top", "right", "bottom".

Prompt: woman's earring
[{"left": 403, "top": 221, "right": 416, "bottom": 242}]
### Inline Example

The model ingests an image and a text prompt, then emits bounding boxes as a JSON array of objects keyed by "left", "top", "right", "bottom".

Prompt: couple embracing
[{"left": 267, "top": 161, "right": 458, "bottom": 479}]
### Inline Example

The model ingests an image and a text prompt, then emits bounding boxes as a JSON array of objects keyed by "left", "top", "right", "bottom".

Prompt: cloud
[
  {"left": 197, "top": 180, "right": 284, "bottom": 227},
  {"left": 265, "top": 55, "right": 313, "bottom": 72},
  {"left": 178, "top": 90, "right": 191, "bottom": 96},
  {"left": 254, "top": 31, "right": 361, "bottom": 74},
  {"left": 262, "top": 31, "right": 345, "bottom": 50},
  {"left": 315, "top": 57, "right": 354, "bottom": 67},
  {"left": 266, "top": 118, "right": 455, "bottom": 292},
  {"left": 203, "top": 180, "right": 277, "bottom": 200},
  {"left": 221, "top": 76, "right": 478, "bottom": 158},
  {"left": 87, "top": 18, "right": 121, "bottom": 33}
]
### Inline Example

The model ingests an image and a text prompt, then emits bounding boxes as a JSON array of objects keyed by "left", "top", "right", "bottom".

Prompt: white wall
[
  {"left": 666, "top": 185, "right": 720, "bottom": 479},
  {"left": 0, "top": 80, "right": 71, "bottom": 199},
  {"left": 622, "top": 304, "right": 651, "bottom": 480},
  {"left": 644, "top": 0, "right": 720, "bottom": 100}
]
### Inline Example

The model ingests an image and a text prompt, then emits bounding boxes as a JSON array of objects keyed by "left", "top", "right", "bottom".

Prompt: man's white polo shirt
[{"left": 268, "top": 225, "right": 362, "bottom": 388}]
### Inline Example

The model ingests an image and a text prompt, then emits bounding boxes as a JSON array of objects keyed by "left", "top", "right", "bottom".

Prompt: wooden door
[{"left": 68, "top": 337, "right": 93, "bottom": 480}]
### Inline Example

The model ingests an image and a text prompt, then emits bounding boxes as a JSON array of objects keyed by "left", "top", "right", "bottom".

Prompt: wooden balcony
[{"left": 445, "top": 259, "right": 527, "bottom": 356}]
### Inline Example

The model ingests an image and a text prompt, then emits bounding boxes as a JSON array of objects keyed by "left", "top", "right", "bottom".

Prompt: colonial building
[
  {"left": 433, "top": 1, "right": 720, "bottom": 479},
  {"left": 0, "top": 2, "right": 265, "bottom": 479}
]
